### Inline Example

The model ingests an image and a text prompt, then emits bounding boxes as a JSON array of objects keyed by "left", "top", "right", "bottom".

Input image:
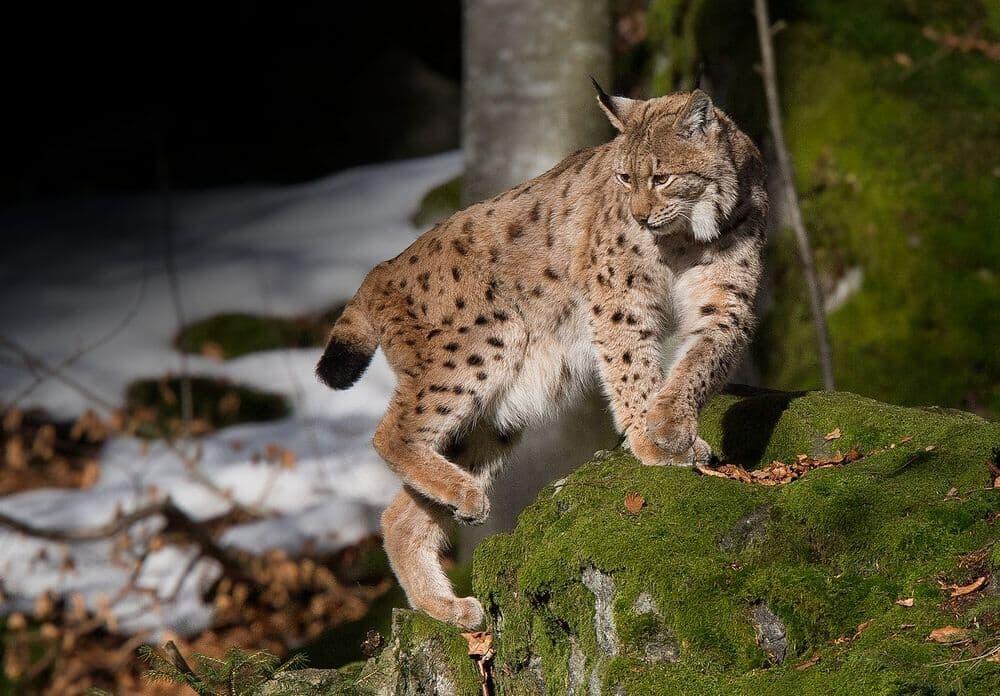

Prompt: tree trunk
[
  {"left": 461, "top": 0, "right": 613, "bottom": 204},
  {"left": 459, "top": 0, "right": 618, "bottom": 556}
]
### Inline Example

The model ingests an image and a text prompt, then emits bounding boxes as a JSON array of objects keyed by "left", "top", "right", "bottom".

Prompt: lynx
[{"left": 316, "top": 86, "right": 767, "bottom": 628}]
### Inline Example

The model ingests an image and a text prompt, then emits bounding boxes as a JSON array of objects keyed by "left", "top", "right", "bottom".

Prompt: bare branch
[
  {"left": 0, "top": 497, "right": 253, "bottom": 583},
  {"left": 754, "top": 0, "right": 836, "bottom": 390}
]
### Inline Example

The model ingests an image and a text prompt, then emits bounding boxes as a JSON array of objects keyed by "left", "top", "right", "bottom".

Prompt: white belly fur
[{"left": 492, "top": 307, "right": 596, "bottom": 433}]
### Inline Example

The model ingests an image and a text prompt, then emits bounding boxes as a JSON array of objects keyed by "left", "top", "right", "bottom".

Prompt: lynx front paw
[
  {"left": 646, "top": 405, "right": 698, "bottom": 455},
  {"left": 453, "top": 486, "right": 490, "bottom": 526}
]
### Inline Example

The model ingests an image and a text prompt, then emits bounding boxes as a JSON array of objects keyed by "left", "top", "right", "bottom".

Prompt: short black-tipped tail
[
  {"left": 315, "top": 295, "right": 379, "bottom": 390},
  {"left": 315, "top": 339, "right": 374, "bottom": 389}
]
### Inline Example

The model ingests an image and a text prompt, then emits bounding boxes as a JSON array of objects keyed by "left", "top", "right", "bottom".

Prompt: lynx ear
[
  {"left": 675, "top": 89, "right": 715, "bottom": 138},
  {"left": 590, "top": 76, "right": 640, "bottom": 132}
]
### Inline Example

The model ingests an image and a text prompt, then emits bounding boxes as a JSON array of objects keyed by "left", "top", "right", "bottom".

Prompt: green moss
[
  {"left": 411, "top": 175, "right": 461, "bottom": 229},
  {"left": 175, "top": 308, "right": 342, "bottom": 360},
  {"left": 124, "top": 376, "right": 290, "bottom": 435},
  {"left": 754, "top": 1, "right": 1000, "bottom": 417},
  {"left": 474, "top": 390, "right": 1000, "bottom": 694}
]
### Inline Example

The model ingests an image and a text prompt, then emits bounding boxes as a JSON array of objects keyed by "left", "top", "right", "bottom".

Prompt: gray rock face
[
  {"left": 631, "top": 591, "right": 680, "bottom": 664},
  {"left": 582, "top": 566, "right": 620, "bottom": 658},
  {"left": 751, "top": 604, "right": 788, "bottom": 664},
  {"left": 719, "top": 503, "right": 774, "bottom": 553}
]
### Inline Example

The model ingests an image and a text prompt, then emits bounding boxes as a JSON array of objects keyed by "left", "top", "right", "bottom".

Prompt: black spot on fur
[
  {"left": 452, "top": 267, "right": 462, "bottom": 281},
  {"left": 477, "top": 371, "right": 488, "bottom": 381},
  {"left": 467, "top": 354, "right": 484, "bottom": 366},
  {"left": 444, "top": 342, "right": 460, "bottom": 352},
  {"left": 487, "top": 337, "right": 504, "bottom": 348},
  {"left": 544, "top": 267, "right": 560, "bottom": 281},
  {"left": 700, "top": 304, "right": 717, "bottom": 316},
  {"left": 492, "top": 310, "right": 509, "bottom": 322},
  {"left": 455, "top": 298, "right": 466, "bottom": 309},
  {"left": 475, "top": 314, "right": 488, "bottom": 325},
  {"left": 435, "top": 405, "right": 452, "bottom": 415},
  {"left": 443, "top": 360, "right": 457, "bottom": 369},
  {"left": 611, "top": 311, "right": 624, "bottom": 323}
]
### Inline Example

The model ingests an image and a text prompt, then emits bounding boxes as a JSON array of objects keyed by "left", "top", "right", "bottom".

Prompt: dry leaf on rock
[
  {"left": 926, "top": 626, "right": 971, "bottom": 643},
  {"left": 795, "top": 654, "right": 820, "bottom": 670},
  {"left": 462, "top": 631, "right": 493, "bottom": 656},
  {"left": 945, "top": 576, "right": 987, "bottom": 597},
  {"left": 624, "top": 491, "right": 645, "bottom": 514}
]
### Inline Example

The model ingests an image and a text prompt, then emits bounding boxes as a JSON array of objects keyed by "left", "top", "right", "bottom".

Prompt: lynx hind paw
[{"left": 454, "top": 596, "right": 485, "bottom": 629}]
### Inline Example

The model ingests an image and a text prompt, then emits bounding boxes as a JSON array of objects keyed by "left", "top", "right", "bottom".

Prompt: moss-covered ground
[
  {"left": 124, "top": 376, "right": 290, "bottom": 436},
  {"left": 175, "top": 307, "right": 343, "bottom": 361},
  {"left": 473, "top": 389, "right": 999, "bottom": 695}
]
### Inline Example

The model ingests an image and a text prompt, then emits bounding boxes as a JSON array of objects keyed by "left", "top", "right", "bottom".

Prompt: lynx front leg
[
  {"left": 647, "top": 268, "right": 757, "bottom": 459},
  {"left": 587, "top": 280, "right": 674, "bottom": 466}
]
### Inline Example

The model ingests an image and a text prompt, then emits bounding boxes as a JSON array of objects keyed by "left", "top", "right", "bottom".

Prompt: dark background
[{"left": 1, "top": 2, "right": 462, "bottom": 205}]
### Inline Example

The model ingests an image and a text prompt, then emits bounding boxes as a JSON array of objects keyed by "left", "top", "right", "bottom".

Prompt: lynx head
[{"left": 592, "top": 80, "right": 739, "bottom": 242}]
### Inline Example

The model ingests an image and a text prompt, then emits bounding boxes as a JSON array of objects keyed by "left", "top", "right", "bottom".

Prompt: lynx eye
[
  {"left": 615, "top": 172, "right": 631, "bottom": 187},
  {"left": 651, "top": 174, "right": 675, "bottom": 188}
]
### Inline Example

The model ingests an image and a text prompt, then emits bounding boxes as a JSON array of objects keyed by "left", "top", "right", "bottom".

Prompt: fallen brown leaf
[
  {"left": 945, "top": 487, "right": 960, "bottom": 500},
  {"left": 899, "top": 435, "right": 913, "bottom": 444},
  {"left": 946, "top": 576, "right": 987, "bottom": 598},
  {"left": 462, "top": 631, "right": 494, "bottom": 656},
  {"left": 824, "top": 427, "right": 842, "bottom": 441},
  {"left": 695, "top": 464, "right": 728, "bottom": 478},
  {"left": 854, "top": 620, "right": 873, "bottom": 637},
  {"left": 895, "top": 598, "right": 914, "bottom": 607},
  {"left": 926, "top": 626, "right": 971, "bottom": 643},
  {"left": 624, "top": 491, "right": 645, "bottom": 514},
  {"left": 795, "top": 654, "right": 820, "bottom": 670}
]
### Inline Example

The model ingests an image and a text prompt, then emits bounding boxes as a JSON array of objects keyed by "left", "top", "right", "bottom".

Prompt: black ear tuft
[
  {"left": 590, "top": 76, "right": 639, "bottom": 132},
  {"left": 590, "top": 75, "right": 613, "bottom": 110}
]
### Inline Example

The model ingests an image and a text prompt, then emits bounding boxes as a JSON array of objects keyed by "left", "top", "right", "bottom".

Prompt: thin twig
[{"left": 753, "top": 0, "right": 836, "bottom": 390}]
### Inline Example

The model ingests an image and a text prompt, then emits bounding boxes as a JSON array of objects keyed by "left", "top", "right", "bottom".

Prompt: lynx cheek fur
[{"left": 316, "top": 86, "right": 766, "bottom": 629}]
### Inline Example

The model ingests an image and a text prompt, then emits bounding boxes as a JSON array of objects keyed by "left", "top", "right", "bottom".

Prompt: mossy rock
[
  {"left": 175, "top": 308, "right": 342, "bottom": 361},
  {"left": 473, "top": 388, "right": 999, "bottom": 694},
  {"left": 274, "top": 389, "right": 997, "bottom": 695},
  {"left": 269, "top": 610, "right": 481, "bottom": 695}
]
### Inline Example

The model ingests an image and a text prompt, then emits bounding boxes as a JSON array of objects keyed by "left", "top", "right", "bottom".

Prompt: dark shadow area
[{"left": 720, "top": 384, "right": 806, "bottom": 468}]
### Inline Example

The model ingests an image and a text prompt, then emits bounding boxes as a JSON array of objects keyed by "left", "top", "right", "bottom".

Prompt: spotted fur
[{"left": 317, "top": 88, "right": 766, "bottom": 628}]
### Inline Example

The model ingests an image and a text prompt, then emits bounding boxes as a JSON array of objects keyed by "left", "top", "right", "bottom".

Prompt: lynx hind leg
[{"left": 381, "top": 487, "right": 484, "bottom": 629}]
